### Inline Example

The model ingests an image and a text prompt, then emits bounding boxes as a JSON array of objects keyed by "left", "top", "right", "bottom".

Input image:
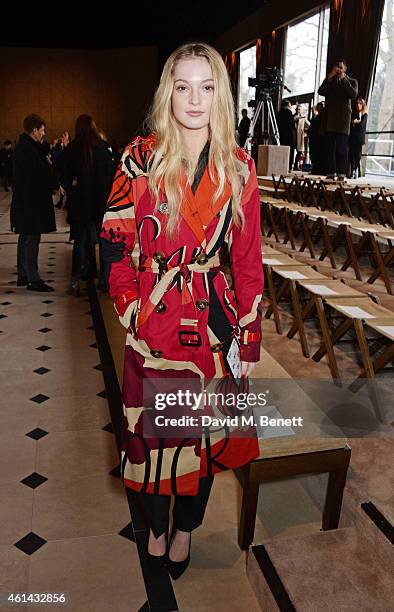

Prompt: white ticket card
[
  {"left": 280, "top": 271, "right": 307, "bottom": 279},
  {"left": 303, "top": 284, "right": 338, "bottom": 295},
  {"left": 338, "top": 306, "right": 375, "bottom": 319},
  {"left": 376, "top": 325, "right": 394, "bottom": 337},
  {"left": 227, "top": 338, "right": 241, "bottom": 379}
]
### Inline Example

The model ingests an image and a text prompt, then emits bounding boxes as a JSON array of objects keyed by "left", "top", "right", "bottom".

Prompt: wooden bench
[{"left": 235, "top": 437, "right": 351, "bottom": 550}]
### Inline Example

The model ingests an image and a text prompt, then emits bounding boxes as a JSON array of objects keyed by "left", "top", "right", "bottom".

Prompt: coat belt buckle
[{"left": 178, "top": 330, "right": 202, "bottom": 347}]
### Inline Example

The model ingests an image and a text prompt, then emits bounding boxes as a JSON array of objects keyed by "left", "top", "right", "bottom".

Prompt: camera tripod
[{"left": 250, "top": 92, "right": 281, "bottom": 145}]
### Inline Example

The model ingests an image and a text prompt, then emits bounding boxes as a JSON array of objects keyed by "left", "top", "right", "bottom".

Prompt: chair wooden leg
[
  {"left": 265, "top": 266, "right": 283, "bottom": 334},
  {"left": 238, "top": 470, "right": 259, "bottom": 550},
  {"left": 312, "top": 317, "right": 353, "bottom": 362},
  {"left": 322, "top": 457, "right": 350, "bottom": 530},
  {"left": 289, "top": 280, "right": 309, "bottom": 357},
  {"left": 314, "top": 297, "right": 340, "bottom": 380}
]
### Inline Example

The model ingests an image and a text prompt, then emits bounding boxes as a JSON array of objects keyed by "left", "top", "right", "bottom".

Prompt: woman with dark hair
[
  {"left": 349, "top": 98, "right": 368, "bottom": 178},
  {"left": 63, "top": 114, "right": 114, "bottom": 295}
]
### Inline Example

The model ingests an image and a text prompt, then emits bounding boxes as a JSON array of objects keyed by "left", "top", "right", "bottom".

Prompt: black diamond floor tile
[
  {"left": 5, "top": 290, "right": 14, "bottom": 294},
  {"left": 85, "top": 311, "right": 92, "bottom": 315},
  {"left": 26, "top": 428, "right": 49, "bottom": 440},
  {"left": 102, "top": 422, "right": 113, "bottom": 433},
  {"left": 34, "top": 367, "right": 51, "bottom": 375},
  {"left": 36, "top": 345, "right": 51, "bottom": 351},
  {"left": 46, "top": 271, "right": 55, "bottom": 275},
  {"left": 109, "top": 465, "right": 121, "bottom": 479},
  {"left": 42, "top": 299, "right": 54, "bottom": 304},
  {"left": 46, "top": 280, "right": 55, "bottom": 283},
  {"left": 89, "top": 342, "right": 97, "bottom": 349},
  {"left": 30, "top": 394, "right": 50, "bottom": 404},
  {"left": 14, "top": 532, "right": 47, "bottom": 555},
  {"left": 87, "top": 325, "right": 95, "bottom": 330},
  {"left": 20, "top": 472, "right": 48, "bottom": 489},
  {"left": 1, "top": 301, "right": 11, "bottom": 305},
  {"left": 97, "top": 390, "right": 107, "bottom": 399},
  {"left": 0, "top": 314, "right": 7, "bottom": 319},
  {"left": 47, "top": 264, "right": 55, "bottom": 267},
  {"left": 38, "top": 327, "right": 52, "bottom": 333},
  {"left": 40, "top": 312, "right": 53, "bottom": 317},
  {"left": 118, "top": 522, "right": 135, "bottom": 542},
  {"left": 93, "top": 364, "right": 103, "bottom": 371}
]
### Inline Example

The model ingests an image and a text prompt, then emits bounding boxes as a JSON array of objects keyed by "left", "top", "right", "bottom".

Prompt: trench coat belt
[{"left": 136, "top": 253, "right": 221, "bottom": 329}]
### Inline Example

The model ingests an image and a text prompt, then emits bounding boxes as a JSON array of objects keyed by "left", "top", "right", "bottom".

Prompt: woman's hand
[{"left": 241, "top": 361, "right": 256, "bottom": 377}]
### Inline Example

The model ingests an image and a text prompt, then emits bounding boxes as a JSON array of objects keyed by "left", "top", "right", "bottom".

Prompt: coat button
[
  {"left": 196, "top": 252, "right": 208, "bottom": 265},
  {"left": 153, "top": 251, "right": 166, "bottom": 264},
  {"left": 154, "top": 301, "right": 167, "bottom": 313},
  {"left": 150, "top": 349, "right": 163, "bottom": 358},
  {"left": 196, "top": 298, "right": 209, "bottom": 310},
  {"left": 211, "top": 343, "right": 221, "bottom": 353}
]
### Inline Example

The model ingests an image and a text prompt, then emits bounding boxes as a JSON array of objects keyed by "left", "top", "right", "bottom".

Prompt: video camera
[{"left": 248, "top": 67, "right": 290, "bottom": 102}]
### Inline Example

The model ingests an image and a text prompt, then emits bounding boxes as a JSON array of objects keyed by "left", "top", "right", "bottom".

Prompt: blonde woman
[
  {"left": 100, "top": 42, "right": 264, "bottom": 579},
  {"left": 349, "top": 97, "right": 368, "bottom": 178}
]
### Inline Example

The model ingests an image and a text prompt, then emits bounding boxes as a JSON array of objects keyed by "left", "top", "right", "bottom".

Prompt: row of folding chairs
[
  {"left": 262, "top": 244, "right": 394, "bottom": 390},
  {"left": 260, "top": 193, "right": 394, "bottom": 295},
  {"left": 260, "top": 173, "right": 394, "bottom": 229}
]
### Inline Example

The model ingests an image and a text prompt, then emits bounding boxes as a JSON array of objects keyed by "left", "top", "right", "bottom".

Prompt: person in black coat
[
  {"left": 236, "top": 109, "right": 251, "bottom": 148},
  {"left": 276, "top": 100, "right": 296, "bottom": 170},
  {"left": 0, "top": 140, "right": 14, "bottom": 191},
  {"left": 62, "top": 114, "right": 114, "bottom": 296},
  {"left": 349, "top": 98, "right": 368, "bottom": 178},
  {"left": 10, "top": 114, "right": 58, "bottom": 292},
  {"left": 308, "top": 102, "right": 326, "bottom": 175}
]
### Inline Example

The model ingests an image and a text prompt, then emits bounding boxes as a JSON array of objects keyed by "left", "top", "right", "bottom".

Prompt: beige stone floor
[{"left": 0, "top": 194, "right": 146, "bottom": 611}]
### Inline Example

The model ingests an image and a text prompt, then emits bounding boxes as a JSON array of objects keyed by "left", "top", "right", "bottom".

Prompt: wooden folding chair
[
  {"left": 264, "top": 265, "right": 326, "bottom": 354},
  {"left": 311, "top": 297, "right": 393, "bottom": 382},
  {"left": 341, "top": 222, "right": 393, "bottom": 294},
  {"left": 319, "top": 213, "right": 362, "bottom": 280},
  {"left": 286, "top": 280, "right": 366, "bottom": 379},
  {"left": 348, "top": 317, "right": 394, "bottom": 391},
  {"left": 366, "top": 230, "right": 394, "bottom": 293}
]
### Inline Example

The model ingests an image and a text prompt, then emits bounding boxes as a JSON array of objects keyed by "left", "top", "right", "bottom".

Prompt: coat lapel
[{"left": 179, "top": 165, "right": 232, "bottom": 245}]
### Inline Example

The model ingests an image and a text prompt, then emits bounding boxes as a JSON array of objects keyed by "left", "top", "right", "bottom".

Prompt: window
[
  {"left": 366, "top": 0, "right": 394, "bottom": 176},
  {"left": 283, "top": 5, "right": 330, "bottom": 102},
  {"left": 238, "top": 45, "right": 256, "bottom": 123}
]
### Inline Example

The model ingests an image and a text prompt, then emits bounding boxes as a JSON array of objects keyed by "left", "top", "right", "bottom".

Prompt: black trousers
[
  {"left": 71, "top": 221, "right": 97, "bottom": 279},
  {"left": 138, "top": 475, "right": 214, "bottom": 538},
  {"left": 17, "top": 234, "right": 41, "bottom": 282},
  {"left": 325, "top": 132, "right": 349, "bottom": 176},
  {"left": 349, "top": 141, "right": 362, "bottom": 177}
]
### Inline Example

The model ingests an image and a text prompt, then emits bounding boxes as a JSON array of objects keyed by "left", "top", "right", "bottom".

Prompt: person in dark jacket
[
  {"left": 0, "top": 140, "right": 14, "bottom": 191},
  {"left": 318, "top": 59, "right": 358, "bottom": 180},
  {"left": 10, "top": 114, "right": 57, "bottom": 292},
  {"left": 62, "top": 114, "right": 114, "bottom": 296},
  {"left": 349, "top": 97, "right": 368, "bottom": 179},
  {"left": 276, "top": 100, "right": 296, "bottom": 170},
  {"left": 236, "top": 109, "right": 251, "bottom": 147},
  {"left": 308, "top": 102, "right": 326, "bottom": 175}
]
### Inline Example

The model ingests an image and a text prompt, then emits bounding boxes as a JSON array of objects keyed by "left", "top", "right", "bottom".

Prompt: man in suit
[{"left": 318, "top": 59, "right": 358, "bottom": 180}]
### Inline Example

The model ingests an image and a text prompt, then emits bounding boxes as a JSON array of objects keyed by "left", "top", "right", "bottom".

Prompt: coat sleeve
[
  {"left": 100, "top": 144, "right": 140, "bottom": 327},
  {"left": 318, "top": 77, "right": 333, "bottom": 96},
  {"left": 341, "top": 77, "right": 358, "bottom": 99},
  {"left": 229, "top": 157, "right": 264, "bottom": 362}
]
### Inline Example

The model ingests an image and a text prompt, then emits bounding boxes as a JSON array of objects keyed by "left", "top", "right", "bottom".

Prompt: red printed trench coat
[{"left": 100, "top": 135, "right": 264, "bottom": 496}]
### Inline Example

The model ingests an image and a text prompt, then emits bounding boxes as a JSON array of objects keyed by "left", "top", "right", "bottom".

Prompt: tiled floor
[
  {"left": 1, "top": 188, "right": 393, "bottom": 612},
  {"left": 0, "top": 193, "right": 146, "bottom": 611}
]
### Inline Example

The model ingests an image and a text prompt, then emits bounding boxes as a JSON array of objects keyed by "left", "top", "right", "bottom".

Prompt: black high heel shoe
[
  {"left": 147, "top": 529, "right": 168, "bottom": 573},
  {"left": 168, "top": 527, "right": 191, "bottom": 580}
]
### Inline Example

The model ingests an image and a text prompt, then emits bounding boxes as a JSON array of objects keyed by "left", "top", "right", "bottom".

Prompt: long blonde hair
[{"left": 146, "top": 42, "right": 248, "bottom": 236}]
